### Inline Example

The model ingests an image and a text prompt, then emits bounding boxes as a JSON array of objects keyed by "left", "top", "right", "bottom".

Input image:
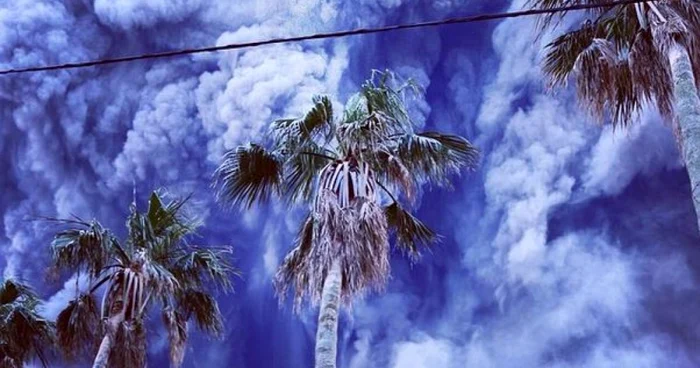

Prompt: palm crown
[
  {"left": 531, "top": 0, "right": 700, "bottom": 126},
  {"left": 0, "top": 279, "right": 54, "bottom": 368},
  {"left": 214, "top": 70, "right": 479, "bottom": 308},
  {"left": 50, "top": 191, "right": 237, "bottom": 367}
]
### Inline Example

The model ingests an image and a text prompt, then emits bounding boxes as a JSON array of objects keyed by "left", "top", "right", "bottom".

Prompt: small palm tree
[
  {"left": 50, "top": 191, "right": 237, "bottom": 368},
  {"left": 530, "top": 1, "right": 700, "bottom": 225},
  {"left": 214, "top": 70, "right": 479, "bottom": 368},
  {"left": 0, "top": 279, "right": 54, "bottom": 368}
]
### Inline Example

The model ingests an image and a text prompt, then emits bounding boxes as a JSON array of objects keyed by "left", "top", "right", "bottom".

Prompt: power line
[{"left": 0, "top": 0, "right": 651, "bottom": 76}]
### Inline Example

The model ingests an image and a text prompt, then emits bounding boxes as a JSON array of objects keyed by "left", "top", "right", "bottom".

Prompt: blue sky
[{"left": 1, "top": 0, "right": 699, "bottom": 367}]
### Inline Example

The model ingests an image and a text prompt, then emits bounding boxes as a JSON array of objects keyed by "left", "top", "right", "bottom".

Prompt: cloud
[
  {"left": 2, "top": 0, "right": 700, "bottom": 367},
  {"left": 390, "top": 337, "right": 457, "bottom": 368},
  {"left": 583, "top": 112, "right": 682, "bottom": 197},
  {"left": 93, "top": 0, "right": 204, "bottom": 30}
]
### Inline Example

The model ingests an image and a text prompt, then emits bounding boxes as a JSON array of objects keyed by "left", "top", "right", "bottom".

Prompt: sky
[{"left": 1, "top": 0, "right": 699, "bottom": 367}]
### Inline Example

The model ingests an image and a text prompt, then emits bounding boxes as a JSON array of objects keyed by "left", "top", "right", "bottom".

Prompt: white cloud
[
  {"left": 196, "top": 26, "right": 348, "bottom": 162},
  {"left": 390, "top": 337, "right": 457, "bottom": 368},
  {"left": 583, "top": 112, "right": 682, "bottom": 197}
]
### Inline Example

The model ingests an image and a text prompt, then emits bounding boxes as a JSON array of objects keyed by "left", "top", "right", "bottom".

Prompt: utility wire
[{"left": 0, "top": 0, "right": 652, "bottom": 76}]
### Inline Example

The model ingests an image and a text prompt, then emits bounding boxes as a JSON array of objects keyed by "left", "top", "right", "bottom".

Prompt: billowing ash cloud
[{"left": 1, "top": 0, "right": 699, "bottom": 367}]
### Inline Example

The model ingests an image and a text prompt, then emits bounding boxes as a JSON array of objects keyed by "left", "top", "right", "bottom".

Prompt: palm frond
[
  {"left": 163, "top": 309, "right": 187, "bottom": 368},
  {"left": 56, "top": 294, "right": 99, "bottom": 362},
  {"left": 0, "top": 308, "right": 54, "bottom": 368},
  {"left": 284, "top": 145, "right": 336, "bottom": 203},
  {"left": 384, "top": 202, "right": 440, "bottom": 260},
  {"left": 0, "top": 280, "right": 54, "bottom": 368},
  {"left": 0, "top": 280, "right": 33, "bottom": 305},
  {"left": 176, "top": 290, "right": 224, "bottom": 337},
  {"left": 313, "top": 191, "right": 390, "bottom": 306},
  {"left": 108, "top": 320, "right": 146, "bottom": 368},
  {"left": 337, "top": 109, "right": 407, "bottom": 158},
  {"left": 271, "top": 95, "right": 334, "bottom": 153},
  {"left": 394, "top": 132, "right": 479, "bottom": 187},
  {"left": 374, "top": 151, "right": 415, "bottom": 201},
  {"left": 51, "top": 220, "right": 113, "bottom": 278},
  {"left": 339, "top": 71, "right": 421, "bottom": 156},
  {"left": 274, "top": 214, "right": 313, "bottom": 309},
  {"left": 213, "top": 144, "right": 283, "bottom": 209},
  {"left": 629, "top": 28, "right": 674, "bottom": 118},
  {"left": 543, "top": 22, "right": 600, "bottom": 87},
  {"left": 316, "top": 160, "right": 378, "bottom": 209},
  {"left": 527, "top": 0, "right": 620, "bottom": 31},
  {"left": 172, "top": 247, "right": 237, "bottom": 291},
  {"left": 146, "top": 192, "right": 195, "bottom": 240}
]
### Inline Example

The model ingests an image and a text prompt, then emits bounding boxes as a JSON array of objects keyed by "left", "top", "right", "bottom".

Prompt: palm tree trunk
[
  {"left": 92, "top": 315, "right": 123, "bottom": 368},
  {"left": 315, "top": 260, "right": 341, "bottom": 368},
  {"left": 670, "top": 42, "right": 700, "bottom": 231}
]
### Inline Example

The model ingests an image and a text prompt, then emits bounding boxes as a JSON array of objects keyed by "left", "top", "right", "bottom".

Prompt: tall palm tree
[
  {"left": 529, "top": 1, "right": 700, "bottom": 225},
  {"left": 213, "top": 70, "right": 479, "bottom": 368},
  {"left": 0, "top": 279, "right": 54, "bottom": 368},
  {"left": 50, "top": 191, "right": 237, "bottom": 368}
]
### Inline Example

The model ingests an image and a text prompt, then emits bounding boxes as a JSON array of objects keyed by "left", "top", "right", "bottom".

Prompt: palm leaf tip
[
  {"left": 385, "top": 202, "right": 440, "bottom": 260},
  {"left": 213, "top": 144, "right": 282, "bottom": 209}
]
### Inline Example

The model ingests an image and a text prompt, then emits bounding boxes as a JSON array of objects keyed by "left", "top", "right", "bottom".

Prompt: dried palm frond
[
  {"left": 274, "top": 214, "right": 314, "bottom": 307},
  {"left": 277, "top": 190, "right": 389, "bottom": 310},
  {"left": 163, "top": 309, "right": 187, "bottom": 368},
  {"left": 56, "top": 294, "right": 99, "bottom": 361},
  {"left": 374, "top": 151, "right": 415, "bottom": 201},
  {"left": 384, "top": 202, "right": 440, "bottom": 260},
  {"left": 629, "top": 28, "right": 674, "bottom": 118},
  {"left": 537, "top": 0, "right": 700, "bottom": 127},
  {"left": 213, "top": 144, "right": 283, "bottom": 208},
  {"left": 109, "top": 320, "right": 146, "bottom": 368},
  {"left": 176, "top": 290, "right": 224, "bottom": 336},
  {"left": 316, "top": 160, "right": 377, "bottom": 210},
  {"left": 100, "top": 267, "right": 147, "bottom": 323}
]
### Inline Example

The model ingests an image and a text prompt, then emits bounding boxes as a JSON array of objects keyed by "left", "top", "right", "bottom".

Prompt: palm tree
[
  {"left": 529, "top": 1, "right": 700, "bottom": 225},
  {"left": 0, "top": 279, "right": 54, "bottom": 368},
  {"left": 213, "top": 70, "right": 479, "bottom": 368},
  {"left": 50, "top": 191, "right": 237, "bottom": 368}
]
